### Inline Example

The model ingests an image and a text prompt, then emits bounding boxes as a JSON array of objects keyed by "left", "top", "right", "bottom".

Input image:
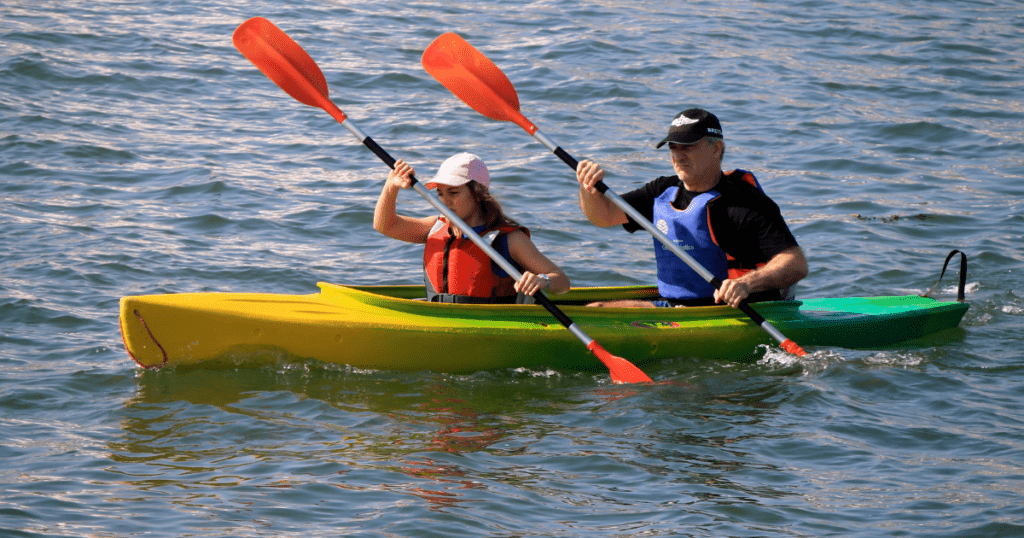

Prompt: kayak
[{"left": 119, "top": 282, "right": 969, "bottom": 372}]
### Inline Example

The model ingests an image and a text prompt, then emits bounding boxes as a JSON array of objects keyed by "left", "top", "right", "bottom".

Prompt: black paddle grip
[
  {"left": 713, "top": 276, "right": 767, "bottom": 325},
  {"left": 534, "top": 293, "right": 575, "bottom": 329},
  {"left": 361, "top": 135, "right": 422, "bottom": 187},
  {"left": 738, "top": 302, "right": 767, "bottom": 325},
  {"left": 553, "top": 147, "right": 577, "bottom": 170},
  {"left": 554, "top": 147, "right": 609, "bottom": 194},
  {"left": 362, "top": 136, "right": 396, "bottom": 169}
]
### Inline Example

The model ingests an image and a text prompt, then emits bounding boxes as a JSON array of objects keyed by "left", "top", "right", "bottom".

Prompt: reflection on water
[{"left": 113, "top": 360, "right": 802, "bottom": 519}]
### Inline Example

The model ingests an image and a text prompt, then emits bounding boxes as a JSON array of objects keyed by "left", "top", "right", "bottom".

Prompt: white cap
[{"left": 425, "top": 152, "right": 490, "bottom": 189}]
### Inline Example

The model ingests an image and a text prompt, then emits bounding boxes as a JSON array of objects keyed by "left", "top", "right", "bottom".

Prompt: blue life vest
[{"left": 652, "top": 187, "right": 728, "bottom": 300}]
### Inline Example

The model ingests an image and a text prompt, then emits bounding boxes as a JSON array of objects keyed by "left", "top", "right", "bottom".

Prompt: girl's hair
[{"left": 469, "top": 181, "right": 520, "bottom": 229}]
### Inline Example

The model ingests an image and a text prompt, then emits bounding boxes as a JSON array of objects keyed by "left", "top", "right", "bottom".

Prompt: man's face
[{"left": 669, "top": 138, "right": 720, "bottom": 184}]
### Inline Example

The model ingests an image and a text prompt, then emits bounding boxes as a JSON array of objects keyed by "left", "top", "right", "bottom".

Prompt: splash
[{"left": 758, "top": 345, "right": 848, "bottom": 375}]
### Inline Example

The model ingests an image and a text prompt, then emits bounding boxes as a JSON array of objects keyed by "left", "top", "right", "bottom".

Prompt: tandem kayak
[{"left": 119, "top": 281, "right": 969, "bottom": 373}]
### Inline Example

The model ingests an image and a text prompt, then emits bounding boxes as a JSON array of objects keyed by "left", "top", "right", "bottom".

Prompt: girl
[{"left": 373, "top": 153, "right": 569, "bottom": 303}]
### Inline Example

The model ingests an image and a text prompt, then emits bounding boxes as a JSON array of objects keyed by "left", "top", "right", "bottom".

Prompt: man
[{"left": 575, "top": 108, "right": 808, "bottom": 308}]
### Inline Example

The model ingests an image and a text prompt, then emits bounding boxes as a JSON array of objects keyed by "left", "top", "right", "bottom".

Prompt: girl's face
[{"left": 436, "top": 184, "right": 483, "bottom": 225}]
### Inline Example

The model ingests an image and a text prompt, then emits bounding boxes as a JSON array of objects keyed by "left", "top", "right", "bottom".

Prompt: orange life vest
[{"left": 422, "top": 217, "right": 529, "bottom": 304}]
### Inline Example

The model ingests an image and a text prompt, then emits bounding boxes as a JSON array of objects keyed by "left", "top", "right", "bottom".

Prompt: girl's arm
[
  {"left": 506, "top": 230, "right": 570, "bottom": 296},
  {"left": 373, "top": 159, "right": 435, "bottom": 244}
]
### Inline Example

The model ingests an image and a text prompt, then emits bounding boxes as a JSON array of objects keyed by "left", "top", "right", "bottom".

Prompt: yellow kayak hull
[{"left": 119, "top": 283, "right": 969, "bottom": 372}]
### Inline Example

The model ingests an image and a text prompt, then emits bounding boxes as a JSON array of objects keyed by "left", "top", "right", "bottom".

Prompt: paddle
[
  {"left": 231, "top": 17, "right": 652, "bottom": 384},
  {"left": 422, "top": 32, "right": 807, "bottom": 357}
]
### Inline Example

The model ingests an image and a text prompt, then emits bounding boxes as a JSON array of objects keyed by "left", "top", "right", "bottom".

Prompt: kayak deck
[{"left": 119, "top": 283, "right": 969, "bottom": 372}]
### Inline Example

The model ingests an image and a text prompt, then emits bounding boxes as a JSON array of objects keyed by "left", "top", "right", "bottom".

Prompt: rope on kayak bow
[{"left": 921, "top": 250, "right": 968, "bottom": 303}]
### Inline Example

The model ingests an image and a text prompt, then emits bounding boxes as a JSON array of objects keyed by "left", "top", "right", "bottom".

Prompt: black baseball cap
[{"left": 654, "top": 108, "right": 723, "bottom": 148}]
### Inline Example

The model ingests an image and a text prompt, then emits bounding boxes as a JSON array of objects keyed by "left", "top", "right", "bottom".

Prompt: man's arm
[
  {"left": 576, "top": 160, "right": 628, "bottom": 227},
  {"left": 714, "top": 246, "right": 808, "bottom": 308}
]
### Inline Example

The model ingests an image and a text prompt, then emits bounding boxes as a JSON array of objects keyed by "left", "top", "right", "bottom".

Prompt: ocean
[{"left": 2, "top": 0, "right": 1023, "bottom": 536}]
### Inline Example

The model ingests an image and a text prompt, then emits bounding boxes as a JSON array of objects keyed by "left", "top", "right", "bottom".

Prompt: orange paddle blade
[
  {"left": 587, "top": 341, "right": 653, "bottom": 384},
  {"left": 233, "top": 17, "right": 345, "bottom": 123},
  {"left": 422, "top": 33, "right": 537, "bottom": 134},
  {"left": 780, "top": 339, "right": 807, "bottom": 357}
]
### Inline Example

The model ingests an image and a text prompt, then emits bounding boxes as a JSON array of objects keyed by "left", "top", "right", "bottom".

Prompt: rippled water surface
[{"left": 2, "top": 0, "right": 1023, "bottom": 536}]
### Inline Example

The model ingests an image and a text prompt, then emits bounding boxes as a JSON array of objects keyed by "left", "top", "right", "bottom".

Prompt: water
[{"left": 2, "top": 0, "right": 1023, "bottom": 536}]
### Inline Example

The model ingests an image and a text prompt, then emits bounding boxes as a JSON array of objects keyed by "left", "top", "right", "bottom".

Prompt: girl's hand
[
  {"left": 388, "top": 159, "right": 415, "bottom": 189},
  {"left": 515, "top": 271, "right": 550, "bottom": 297}
]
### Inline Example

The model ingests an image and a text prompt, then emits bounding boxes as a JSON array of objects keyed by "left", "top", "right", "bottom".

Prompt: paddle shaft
[{"left": 530, "top": 131, "right": 801, "bottom": 352}]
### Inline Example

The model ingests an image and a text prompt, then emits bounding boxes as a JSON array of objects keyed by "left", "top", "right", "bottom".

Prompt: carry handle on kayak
[
  {"left": 921, "top": 249, "right": 968, "bottom": 303},
  {"left": 231, "top": 17, "right": 652, "bottom": 384},
  {"left": 422, "top": 32, "right": 807, "bottom": 357}
]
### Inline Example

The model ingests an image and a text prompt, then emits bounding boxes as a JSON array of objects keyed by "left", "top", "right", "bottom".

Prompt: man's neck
[{"left": 681, "top": 170, "right": 723, "bottom": 193}]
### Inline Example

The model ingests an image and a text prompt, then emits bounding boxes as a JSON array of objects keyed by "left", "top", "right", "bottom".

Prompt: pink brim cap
[{"left": 424, "top": 152, "right": 490, "bottom": 189}]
